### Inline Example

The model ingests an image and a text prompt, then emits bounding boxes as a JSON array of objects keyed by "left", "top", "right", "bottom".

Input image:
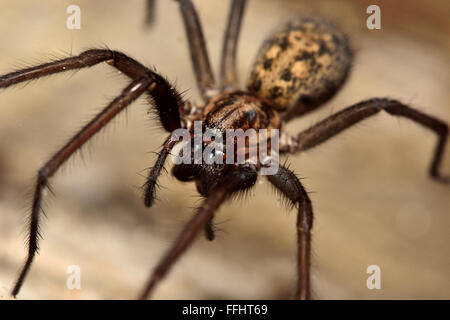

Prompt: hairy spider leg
[
  {"left": 284, "top": 98, "right": 449, "bottom": 182},
  {"left": 139, "top": 165, "right": 258, "bottom": 299},
  {"left": 176, "top": 0, "right": 216, "bottom": 100},
  {"left": 0, "top": 49, "right": 185, "bottom": 297},
  {"left": 267, "top": 165, "right": 313, "bottom": 300},
  {"left": 220, "top": 0, "right": 247, "bottom": 91}
]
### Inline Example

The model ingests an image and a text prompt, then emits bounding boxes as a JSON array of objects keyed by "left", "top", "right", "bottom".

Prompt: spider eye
[{"left": 247, "top": 17, "right": 352, "bottom": 116}]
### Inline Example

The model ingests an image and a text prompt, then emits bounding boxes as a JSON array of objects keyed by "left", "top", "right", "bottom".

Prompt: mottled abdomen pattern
[{"left": 247, "top": 17, "right": 353, "bottom": 120}]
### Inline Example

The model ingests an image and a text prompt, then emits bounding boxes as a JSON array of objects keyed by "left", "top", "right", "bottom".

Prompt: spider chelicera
[{"left": 1, "top": 0, "right": 448, "bottom": 300}]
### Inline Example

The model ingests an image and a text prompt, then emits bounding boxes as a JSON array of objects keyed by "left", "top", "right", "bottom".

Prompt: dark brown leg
[
  {"left": 220, "top": 0, "right": 247, "bottom": 91},
  {"left": 171, "top": 162, "right": 216, "bottom": 240},
  {"left": 144, "top": 135, "right": 177, "bottom": 207},
  {"left": 0, "top": 49, "right": 115, "bottom": 88},
  {"left": 145, "top": 0, "right": 156, "bottom": 26},
  {"left": 10, "top": 77, "right": 154, "bottom": 297},
  {"left": 204, "top": 216, "right": 215, "bottom": 241},
  {"left": 267, "top": 166, "right": 313, "bottom": 300},
  {"left": 176, "top": 0, "right": 216, "bottom": 100},
  {"left": 139, "top": 166, "right": 257, "bottom": 299},
  {"left": 285, "top": 98, "right": 449, "bottom": 182},
  {"left": 0, "top": 49, "right": 183, "bottom": 131}
]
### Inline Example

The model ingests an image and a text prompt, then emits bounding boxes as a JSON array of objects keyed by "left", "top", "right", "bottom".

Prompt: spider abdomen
[{"left": 247, "top": 17, "right": 353, "bottom": 120}]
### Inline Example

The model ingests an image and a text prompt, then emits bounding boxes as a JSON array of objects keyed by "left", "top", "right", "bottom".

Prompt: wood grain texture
[{"left": 0, "top": 0, "right": 448, "bottom": 299}]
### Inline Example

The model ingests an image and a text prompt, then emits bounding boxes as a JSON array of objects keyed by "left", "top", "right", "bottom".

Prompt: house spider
[{"left": 1, "top": 0, "right": 448, "bottom": 300}]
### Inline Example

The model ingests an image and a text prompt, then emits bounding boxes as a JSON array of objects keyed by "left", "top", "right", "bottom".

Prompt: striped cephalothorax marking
[
  {"left": 203, "top": 90, "right": 280, "bottom": 131},
  {"left": 2, "top": 0, "right": 447, "bottom": 301}
]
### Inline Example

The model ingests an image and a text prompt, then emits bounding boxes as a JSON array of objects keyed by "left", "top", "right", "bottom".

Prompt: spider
[{"left": 1, "top": 0, "right": 448, "bottom": 300}]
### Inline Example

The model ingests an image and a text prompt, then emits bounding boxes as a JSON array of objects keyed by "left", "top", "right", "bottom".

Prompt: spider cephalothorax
[
  {"left": 202, "top": 91, "right": 280, "bottom": 132},
  {"left": 1, "top": 0, "right": 447, "bottom": 300}
]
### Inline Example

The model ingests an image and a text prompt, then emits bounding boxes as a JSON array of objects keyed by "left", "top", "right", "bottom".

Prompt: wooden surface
[{"left": 0, "top": 0, "right": 449, "bottom": 299}]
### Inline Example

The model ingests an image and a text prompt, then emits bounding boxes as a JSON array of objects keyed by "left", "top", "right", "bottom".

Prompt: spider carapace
[{"left": 1, "top": 0, "right": 447, "bottom": 300}]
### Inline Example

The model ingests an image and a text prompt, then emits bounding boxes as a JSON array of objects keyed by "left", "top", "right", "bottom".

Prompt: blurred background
[{"left": 0, "top": 0, "right": 449, "bottom": 299}]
